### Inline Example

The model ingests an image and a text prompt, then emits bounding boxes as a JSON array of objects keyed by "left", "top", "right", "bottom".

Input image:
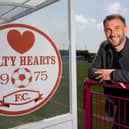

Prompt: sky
[{"left": 13, "top": 0, "right": 129, "bottom": 53}]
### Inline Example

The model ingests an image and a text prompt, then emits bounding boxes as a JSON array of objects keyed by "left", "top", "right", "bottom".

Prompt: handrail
[
  {"left": 84, "top": 78, "right": 129, "bottom": 89},
  {"left": 83, "top": 78, "right": 129, "bottom": 129}
]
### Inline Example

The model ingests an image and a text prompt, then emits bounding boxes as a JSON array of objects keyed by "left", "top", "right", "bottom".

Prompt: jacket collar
[{"left": 120, "top": 37, "right": 129, "bottom": 55}]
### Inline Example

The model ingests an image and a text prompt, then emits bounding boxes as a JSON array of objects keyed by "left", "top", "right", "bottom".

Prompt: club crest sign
[{"left": 0, "top": 24, "right": 62, "bottom": 116}]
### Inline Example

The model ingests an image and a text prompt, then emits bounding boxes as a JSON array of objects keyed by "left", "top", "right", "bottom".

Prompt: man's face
[{"left": 104, "top": 19, "right": 127, "bottom": 48}]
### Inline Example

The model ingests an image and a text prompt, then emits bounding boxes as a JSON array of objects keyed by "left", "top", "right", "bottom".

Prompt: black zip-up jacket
[{"left": 88, "top": 37, "right": 129, "bottom": 83}]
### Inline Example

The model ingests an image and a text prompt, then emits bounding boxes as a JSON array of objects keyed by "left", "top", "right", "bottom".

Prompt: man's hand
[
  {"left": 95, "top": 69, "right": 126, "bottom": 88},
  {"left": 117, "top": 82, "right": 126, "bottom": 88},
  {"left": 95, "top": 69, "right": 115, "bottom": 83}
]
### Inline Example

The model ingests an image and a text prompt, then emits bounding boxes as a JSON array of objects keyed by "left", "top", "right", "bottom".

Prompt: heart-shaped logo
[{"left": 7, "top": 30, "right": 35, "bottom": 54}]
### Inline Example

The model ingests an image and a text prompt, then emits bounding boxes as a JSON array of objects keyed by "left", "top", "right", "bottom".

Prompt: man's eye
[
  {"left": 105, "top": 29, "right": 111, "bottom": 33},
  {"left": 115, "top": 27, "right": 121, "bottom": 30}
]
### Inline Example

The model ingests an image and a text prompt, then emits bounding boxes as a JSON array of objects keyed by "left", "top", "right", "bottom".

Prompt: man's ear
[{"left": 125, "top": 25, "right": 128, "bottom": 33}]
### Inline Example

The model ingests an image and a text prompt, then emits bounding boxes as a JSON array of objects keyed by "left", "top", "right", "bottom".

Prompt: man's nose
[{"left": 110, "top": 30, "right": 116, "bottom": 37}]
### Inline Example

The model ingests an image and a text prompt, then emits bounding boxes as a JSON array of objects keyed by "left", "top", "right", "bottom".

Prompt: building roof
[{"left": 0, "top": 0, "right": 59, "bottom": 24}]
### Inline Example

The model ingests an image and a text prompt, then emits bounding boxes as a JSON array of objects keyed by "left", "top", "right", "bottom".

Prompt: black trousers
[{"left": 113, "top": 100, "right": 129, "bottom": 129}]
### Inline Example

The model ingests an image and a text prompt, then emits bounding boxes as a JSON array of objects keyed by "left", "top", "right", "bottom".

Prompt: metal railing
[{"left": 83, "top": 78, "right": 129, "bottom": 129}]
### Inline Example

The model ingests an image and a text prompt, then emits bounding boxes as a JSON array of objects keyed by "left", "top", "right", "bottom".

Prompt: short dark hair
[{"left": 103, "top": 14, "right": 126, "bottom": 27}]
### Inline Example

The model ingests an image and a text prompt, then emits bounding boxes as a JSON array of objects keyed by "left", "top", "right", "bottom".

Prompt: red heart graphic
[{"left": 7, "top": 30, "right": 35, "bottom": 54}]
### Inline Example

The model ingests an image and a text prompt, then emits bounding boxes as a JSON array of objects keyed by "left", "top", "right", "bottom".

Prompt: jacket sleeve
[
  {"left": 88, "top": 43, "right": 104, "bottom": 81},
  {"left": 111, "top": 70, "right": 129, "bottom": 83}
]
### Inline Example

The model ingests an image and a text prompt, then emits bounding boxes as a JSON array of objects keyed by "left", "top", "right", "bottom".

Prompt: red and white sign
[{"left": 0, "top": 24, "right": 62, "bottom": 115}]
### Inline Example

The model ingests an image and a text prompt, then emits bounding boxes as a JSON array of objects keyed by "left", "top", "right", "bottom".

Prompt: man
[{"left": 88, "top": 14, "right": 129, "bottom": 129}]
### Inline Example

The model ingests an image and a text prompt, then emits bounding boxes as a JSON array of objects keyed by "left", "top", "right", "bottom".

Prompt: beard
[{"left": 108, "top": 34, "right": 125, "bottom": 48}]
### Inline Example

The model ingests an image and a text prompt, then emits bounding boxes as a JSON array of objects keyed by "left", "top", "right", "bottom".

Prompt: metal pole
[{"left": 68, "top": 0, "right": 78, "bottom": 129}]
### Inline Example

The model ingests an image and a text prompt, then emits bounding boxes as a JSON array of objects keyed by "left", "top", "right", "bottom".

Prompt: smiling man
[{"left": 88, "top": 14, "right": 129, "bottom": 129}]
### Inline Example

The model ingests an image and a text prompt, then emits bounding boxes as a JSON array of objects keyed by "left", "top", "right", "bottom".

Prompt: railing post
[{"left": 83, "top": 80, "right": 92, "bottom": 129}]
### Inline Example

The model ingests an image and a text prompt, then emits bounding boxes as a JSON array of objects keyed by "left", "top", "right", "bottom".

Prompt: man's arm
[
  {"left": 94, "top": 69, "right": 127, "bottom": 88},
  {"left": 111, "top": 70, "right": 129, "bottom": 83},
  {"left": 88, "top": 43, "right": 104, "bottom": 81}
]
